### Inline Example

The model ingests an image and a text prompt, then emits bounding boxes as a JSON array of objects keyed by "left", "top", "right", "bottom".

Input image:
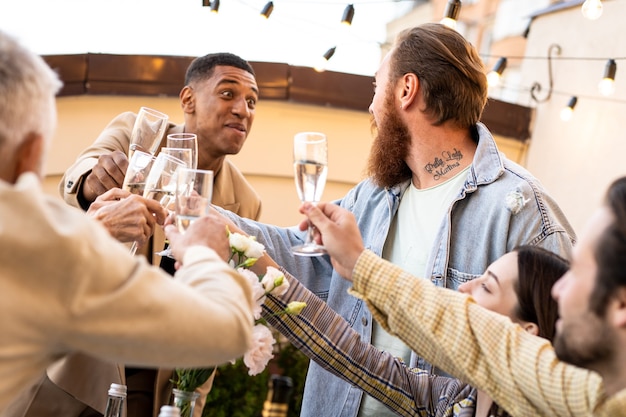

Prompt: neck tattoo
[{"left": 424, "top": 148, "right": 463, "bottom": 181}]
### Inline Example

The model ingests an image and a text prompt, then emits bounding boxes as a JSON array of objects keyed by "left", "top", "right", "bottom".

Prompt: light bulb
[
  {"left": 440, "top": 17, "right": 457, "bottom": 30},
  {"left": 314, "top": 58, "right": 330, "bottom": 72},
  {"left": 560, "top": 97, "right": 577, "bottom": 121},
  {"left": 487, "top": 71, "right": 501, "bottom": 87},
  {"left": 486, "top": 57, "right": 507, "bottom": 87},
  {"left": 315, "top": 47, "right": 335, "bottom": 72},
  {"left": 582, "top": 0, "right": 603, "bottom": 20},
  {"left": 598, "top": 78, "right": 615, "bottom": 96},
  {"left": 560, "top": 107, "right": 573, "bottom": 121}
]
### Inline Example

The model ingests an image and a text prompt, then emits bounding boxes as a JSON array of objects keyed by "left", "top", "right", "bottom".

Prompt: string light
[
  {"left": 581, "top": 0, "right": 603, "bottom": 20},
  {"left": 598, "top": 58, "right": 617, "bottom": 97},
  {"left": 487, "top": 57, "right": 507, "bottom": 87},
  {"left": 197, "top": 0, "right": 617, "bottom": 90},
  {"left": 560, "top": 96, "right": 578, "bottom": 121},
  {"left": 341, "top": 4, "right": 355, "bottom": 26},
  {"left": 260, "top": 1, "right": 274, "bottom": 19},
  {"left": 315, "top": 46, "right": 336, "bottom": 72},
  {"left": 440, "top": 0, "right": 461, "bottom": 30}
]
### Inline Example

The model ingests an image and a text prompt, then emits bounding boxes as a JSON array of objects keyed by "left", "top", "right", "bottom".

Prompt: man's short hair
[{"left": 185, "top": 52, "right": 255, "bottom": 86}]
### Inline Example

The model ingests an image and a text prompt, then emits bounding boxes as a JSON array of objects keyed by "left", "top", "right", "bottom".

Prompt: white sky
[{"left": 1, "top": 0, "right": 414, "bottom": 76}]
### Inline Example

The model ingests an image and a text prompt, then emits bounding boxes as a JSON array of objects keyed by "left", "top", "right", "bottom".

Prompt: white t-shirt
[{"left": 358, "top": 167, "right": 470, "bottom": 417}]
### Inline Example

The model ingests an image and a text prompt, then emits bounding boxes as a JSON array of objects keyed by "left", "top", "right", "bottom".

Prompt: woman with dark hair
[{"left": 257, "top": 245, "right": 568, "bottom": 417}]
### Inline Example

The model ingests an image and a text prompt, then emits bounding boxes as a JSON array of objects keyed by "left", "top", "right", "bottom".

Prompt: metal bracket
[{"left": 530, "top": 43, "right": 562, "bottom": 103}]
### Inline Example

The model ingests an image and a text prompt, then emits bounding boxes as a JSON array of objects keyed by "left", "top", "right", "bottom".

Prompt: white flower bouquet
[{"left": 173, "top": 226, "right": 307, "bottom": 396}]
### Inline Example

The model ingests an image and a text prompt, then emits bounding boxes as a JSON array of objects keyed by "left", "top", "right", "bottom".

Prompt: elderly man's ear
[{"left": 13, "top": 132, "right": 44, "bottom": 181}]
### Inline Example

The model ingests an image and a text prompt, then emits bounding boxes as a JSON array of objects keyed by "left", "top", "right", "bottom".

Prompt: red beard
[{"left": 366, "top": 92, "right": 412, "bottom": 188}]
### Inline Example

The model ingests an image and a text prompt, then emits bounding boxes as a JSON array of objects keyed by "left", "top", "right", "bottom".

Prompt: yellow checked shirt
[{"left": 350, "top": 250, "right": 626, "bottom": 417}]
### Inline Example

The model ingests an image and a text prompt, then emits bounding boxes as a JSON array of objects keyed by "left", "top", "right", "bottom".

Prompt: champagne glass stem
[{"left": 303, "top": 220, "right": 315, "bottom": 245}]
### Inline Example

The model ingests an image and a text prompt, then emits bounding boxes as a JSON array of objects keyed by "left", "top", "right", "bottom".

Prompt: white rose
[
  {"left": 237, "top": 267, "right": 266, "bottom": 319},
  {"left": 243, "top": 238, "right": 265, "bottom": 259},
  {"left": 229, "top": 232, "right": 251, "bottom": 253},
  {"left": 261, "top": 266, "right": 289, "bottom": 296},
  {"left": 243, "top": 324, "right": 275, "bottom": 376}
]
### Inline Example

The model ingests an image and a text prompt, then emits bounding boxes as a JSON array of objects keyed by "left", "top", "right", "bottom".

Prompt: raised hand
[
  {"left": 87, "top": 187, "right": 166, "bottom": 246},
  {"left": 299, "top": 202, "right": 365, "bottom": 281},
  {"left": 165, "top": 210, "right": 232, "bottom": 265},
  {"left": 82, "top": 150, "right": 129, "bottom": 203}
]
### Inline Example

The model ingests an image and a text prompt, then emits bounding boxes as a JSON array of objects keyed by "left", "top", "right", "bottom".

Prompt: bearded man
[{"left": 218, "top": 23, "right": 575, "bottom": 417}]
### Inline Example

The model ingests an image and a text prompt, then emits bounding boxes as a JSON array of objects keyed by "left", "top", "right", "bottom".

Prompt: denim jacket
[{"left": 223, "top": 123, "right": 575, "bottom": 417}]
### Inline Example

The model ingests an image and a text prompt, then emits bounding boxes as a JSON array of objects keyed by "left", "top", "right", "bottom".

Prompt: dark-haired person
[
  {"left": 60, "top": 52, "right": 262, "bottom": 225},
  {"left": 298, "top": 178, "right": 626, "bottom": 415},
  {"left": 12, "top": 53, "right": 262, "bottom": 417},
  {"left": 254, "top": 245, "right": 568, "bottom": 416},
  {"left": 216, "top": 22, "right": 575, "bottom": 417}
]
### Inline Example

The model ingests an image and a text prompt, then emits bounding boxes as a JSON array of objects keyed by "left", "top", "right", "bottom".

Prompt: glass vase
[{"left": 172, "top": 388, "right": 200, "bottom": 417}]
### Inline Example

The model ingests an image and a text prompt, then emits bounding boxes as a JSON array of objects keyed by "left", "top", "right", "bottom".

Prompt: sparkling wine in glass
[
  {"left": 151, "top": 147, "right": 193, "bottom": 258},
  {"left": 174, "top": 168, "right": 214, "bottom": 234},
  {"left": 292, "top": 132, "right": 328, "bottom": 256},
  {"left": 144, "top": 152, "right": 189, "bottom": 259},
  {"left": 167, "top": 133, "right": 198, "bottom": 169},
  {"left": 122, "top": 150, "right": 155, "bottom": 196},
  {"left": 144, "top": 152, "right": 188, "bottom": 213}
]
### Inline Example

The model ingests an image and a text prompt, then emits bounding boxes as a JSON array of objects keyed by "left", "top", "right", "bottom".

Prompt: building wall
[
  {"left": 45, "top": 94, "right": 526, "bottom": 227},
  {"left": 45, "top": 96, "right": 372, "bottom": 227},
  {"left": 520, "top": 0, "right": 626, "bottom": 235}
]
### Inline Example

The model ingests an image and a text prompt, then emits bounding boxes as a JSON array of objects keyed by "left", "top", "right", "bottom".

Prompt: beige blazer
[
  {"left": 1, "top": 174, "right": 254, "bottom": 417},
  {"left": 8, "top": 112, "right": 262, "bottom": 417}
]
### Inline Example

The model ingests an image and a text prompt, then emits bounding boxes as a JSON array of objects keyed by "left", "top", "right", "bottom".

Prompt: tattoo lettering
[{"left": 424, "top": 148, "right": 463, "bottom": 181}]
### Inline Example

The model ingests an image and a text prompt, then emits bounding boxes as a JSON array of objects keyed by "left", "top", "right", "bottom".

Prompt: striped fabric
[
  {"left": 351, "top": 250, "right": 626, "bottom": 417},
  {"left": 263, "top": 269, "right": 510, "bottom": 417}
]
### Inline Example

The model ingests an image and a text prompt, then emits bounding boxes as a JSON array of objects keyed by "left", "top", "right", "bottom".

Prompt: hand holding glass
[
  {"left": 292, "top": 132, "right": 328, "bottom": 256},
  {"left": 121, "top": 150, "right": 156, "bottom": 255},
  {"left": 128, "top": 107, "right": 169, "bottom": 159}
]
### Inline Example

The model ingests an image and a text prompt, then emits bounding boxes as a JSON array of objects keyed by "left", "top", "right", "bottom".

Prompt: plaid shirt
[
  {"left": 350, "top": 250, "right": 626, "bottom": 417},
  {"left": 264, "top": 270, "right": 511, "bottom": 417}
]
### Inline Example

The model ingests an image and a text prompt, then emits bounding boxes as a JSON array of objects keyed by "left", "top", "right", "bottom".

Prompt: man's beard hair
[
  {"left": 366, "top": 93, "right": 412, "bottom": 188},
  {"left": 553, "top": 314, "right": 614, "bottom": 371}
]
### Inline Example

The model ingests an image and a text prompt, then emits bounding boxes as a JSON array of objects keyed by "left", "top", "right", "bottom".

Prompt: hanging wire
[
  {"left": 496, "top": 80, "right": 626, "bottom": 106},
  {"left": 260, "top": 0, "right": 417, "bottom": 4},
  {"left": 481, "top": 53, "right": 626, "bottom": 62}
]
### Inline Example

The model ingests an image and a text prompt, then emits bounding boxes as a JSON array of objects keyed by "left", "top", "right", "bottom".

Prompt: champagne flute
[
  {"left": 121, "top": 150, "right": 156, "bottom": 255},
  {"left": 148, "top": 151, "right": 192, "bottom": 258},
  {"left": 159, "top": 147, "right": 193, "bottom": 173},
  {"left": 174, "top": 168, "right": 214, "bottom": 235},
  {"left": 128, "top": 107, "right": 169, "bottom": 160},
  {"left": 122, "top": 150, "right": 155, "bottom": 196},
  {"left": 292, "top": 132, "right": 328, "bottom": 256},
  {"left": 144, "top": 153, "right": 188, "bottom": 213},
  {"left": 167, "top": 133, "right": 198, "bottom": 169}
]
